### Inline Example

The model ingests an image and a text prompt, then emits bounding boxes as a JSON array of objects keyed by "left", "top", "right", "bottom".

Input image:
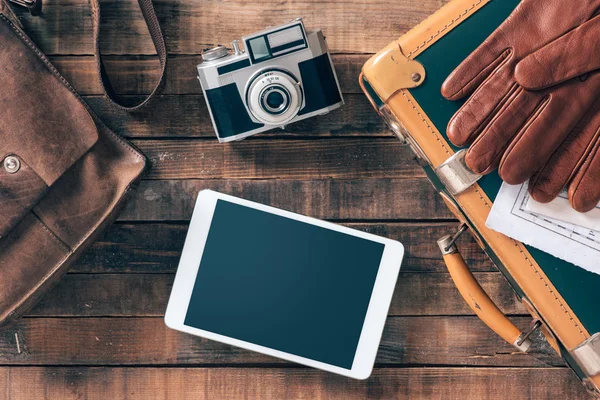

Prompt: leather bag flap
[{"left": 0, "top": 13, "right": 99, "bottom": 237}]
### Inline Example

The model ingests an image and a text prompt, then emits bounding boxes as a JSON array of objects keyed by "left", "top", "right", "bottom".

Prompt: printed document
[
  {"left": 486, "top": 183, "right": 600, "bottom": 276},
  {"left": 524, "top": 190, "right": 600, "bottom": 232}
]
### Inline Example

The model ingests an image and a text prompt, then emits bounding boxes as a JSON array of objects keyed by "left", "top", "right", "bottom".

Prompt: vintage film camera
[{"left": 197, "top": 19, "right": 344, "bottom": 142}]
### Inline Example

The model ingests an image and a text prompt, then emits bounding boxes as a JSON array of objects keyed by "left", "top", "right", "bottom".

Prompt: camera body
[{"left": 197, "top": 19, "right": 344, "bottom": 142}]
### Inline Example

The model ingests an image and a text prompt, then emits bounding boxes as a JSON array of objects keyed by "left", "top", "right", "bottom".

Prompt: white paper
[
  {"left": 524, "top": 190, "right": 600, "bottom": 232},
  {"left": 486, "top": 183, "right": 600, "bottom": 276}
]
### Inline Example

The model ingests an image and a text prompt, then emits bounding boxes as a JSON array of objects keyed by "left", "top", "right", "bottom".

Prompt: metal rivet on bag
[
  {"left": 3, "top": 156, "right": 20, "bottom": 174},
  {"left": 411, "top": 73, "right": 422, "bottom": 83}
]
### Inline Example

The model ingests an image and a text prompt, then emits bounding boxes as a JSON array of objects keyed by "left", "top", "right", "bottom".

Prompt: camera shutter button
[{"left": 231, "top": 40, "right": 243, "bottom": 55}]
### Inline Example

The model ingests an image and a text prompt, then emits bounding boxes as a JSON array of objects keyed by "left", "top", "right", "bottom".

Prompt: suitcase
[{"left": 360, "top": 0, "right": 600, "bottom": 396}]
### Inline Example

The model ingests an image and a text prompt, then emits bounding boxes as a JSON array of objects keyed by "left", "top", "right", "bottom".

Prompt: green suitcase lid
[{"left": 407, "top": 0, "right": 600, "bottom": 336}]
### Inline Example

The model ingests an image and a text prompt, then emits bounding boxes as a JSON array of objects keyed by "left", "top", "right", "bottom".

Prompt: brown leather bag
[{"left": 0, "top": 0, "right": 167, "bottom": 326}]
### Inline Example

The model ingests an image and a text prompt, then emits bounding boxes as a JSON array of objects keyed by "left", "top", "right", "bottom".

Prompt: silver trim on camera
[
  {"left": 197, "top": 19, "right": 344, "bottom": 142},
  {"left": 201, "top": 46, "right": 229, "bottom": 62},
  {"left": 246, "top": 68, "right": 303, "bottom": 125}
]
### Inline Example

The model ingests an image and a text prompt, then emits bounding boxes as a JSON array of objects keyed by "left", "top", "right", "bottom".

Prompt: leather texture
[
  {"left": 0, "top": 158, "right": 48, "bottom": 238},
  {"left": 441, "top": 0, "right": 600, "bottom": 196},
  {"left": 361, "top": 0, "right": 600, "bottom": 392},
  {"left": 442, "top": 248, "right": 524, "bottom": 347},
  {"left": 515, "top": 15, "right": 600, "bottom": 212},
  {"left": 90, "top": 0, "right": 167, "bottom": 111},
  {"left": 0, "top": 0, "right": 166, "bottom": 327},
  {"left": 529, "top": 99, "right": 600, "bottom": 212}
]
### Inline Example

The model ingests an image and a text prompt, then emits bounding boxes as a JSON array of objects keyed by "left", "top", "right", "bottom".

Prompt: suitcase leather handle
[{"left": 438, "top": 234, "right": 533, "bottom": 352}]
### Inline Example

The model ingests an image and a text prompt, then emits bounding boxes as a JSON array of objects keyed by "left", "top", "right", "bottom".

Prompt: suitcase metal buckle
[
  {"left": 435, "top": 150, "right": 482, "bottom": 195},
  {"left": 573, "top": 333, "right": 600, "bottom": 378}
]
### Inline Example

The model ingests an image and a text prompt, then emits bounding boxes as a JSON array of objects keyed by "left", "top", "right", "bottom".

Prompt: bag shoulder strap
[
  {"left": 12, "top": 0, "right": 167, "bottom": 111},
  {"left": 90, "top": 0, "right": 168, "bottom": 111}
]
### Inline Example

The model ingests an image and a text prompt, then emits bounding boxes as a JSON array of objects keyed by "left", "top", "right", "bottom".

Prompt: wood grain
[
  {"left": 0, "top": 367, "right": 588, "bottom": 400},
  {"left": 4, "top": 0, "right": 586, "bottom": 396},
  {"left": 73, "top": 223, "right": 491, "bottom": 274},
  {"left": 28, "top": 272, "right": 521, "bottom": 317},
  {"left": 17, "top": 0, "right": 447, "bottom": 55},
  {"left": 134, "top": 139, "right": 422, "bottom": 180},
  {"left": 51, "top": 55, "right": 367, "bottom": 95},
  {"left": 119, "top": 179, "right": 452, "bottom": 221},
  {"left": 0, "top": 317, "right": 560, "bottom": 367},
  {"left": 84, "top": 94, "right": 389, "bottom": 139}
]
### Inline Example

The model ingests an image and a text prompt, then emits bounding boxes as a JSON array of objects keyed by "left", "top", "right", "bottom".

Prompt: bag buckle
[
  {"left": 435, "top": 149, "right": 482, "bottom": 195},
  {"left": 572, "top": 333, "right": 600, "bottom": 378},
  {"left": 8, "top": 0, "right": 41, "bottom": 15}
]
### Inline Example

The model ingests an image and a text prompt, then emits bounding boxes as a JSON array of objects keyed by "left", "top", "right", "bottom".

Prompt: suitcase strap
[{"left": 438, "top": 227, "right": 539, "bottom": 352}]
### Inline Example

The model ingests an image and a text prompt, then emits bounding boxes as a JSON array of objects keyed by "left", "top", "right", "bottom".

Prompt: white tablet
[{"left": 165, "top": 190, "right": 404, "bottom": 379}]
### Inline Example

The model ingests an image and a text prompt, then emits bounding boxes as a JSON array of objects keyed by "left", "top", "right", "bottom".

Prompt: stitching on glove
[
  {"left": 457, "top": 81, "right": 520, "bottom": 149},
  {"left": 497, "top": 94, "right": 551, "bottom": 178},
  {"left": 410, "top": 87, "right": 585, "bottom": 337},
  {"left": 400, "top": 1, "right": 587, "bottom": 341},
  {"left": 446, "top": 48, "right": 513, "bottom": 101},
  {"left": 571, "top": 126, "right": 600, "bottom": 204},
  {"left": 403, "top": 87, "right": 586, "bottom": 338}
]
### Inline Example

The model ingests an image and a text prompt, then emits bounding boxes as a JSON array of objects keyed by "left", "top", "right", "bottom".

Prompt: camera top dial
[
  {"left": 201, "top": 46, "right": 229, "bottom": 62},
  {"left": 246, "top": 69, "right": 303, "bottom": 126}
]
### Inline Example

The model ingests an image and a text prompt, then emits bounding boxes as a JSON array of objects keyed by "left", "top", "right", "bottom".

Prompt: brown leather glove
[
  {"left": 441, "top": 0, "right": 600, "bottom": 187},
  {"left": 515, "top": 18, "right": 600, "bottom": 212},
  {"left": 528, "top": 100, "right": 600, "bottom": 212}
]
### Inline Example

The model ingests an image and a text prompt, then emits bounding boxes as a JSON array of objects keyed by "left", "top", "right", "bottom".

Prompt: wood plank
[
  {"left": 74, "top": 222, "right": 492, "bottom": 274},
  {"left": 0, "top": 317, "right": 560, "bottom": 367},
  {"left": 85, "top": 94, "right": 389, "bottom": 138},
  {"left": 28, "top": 272, "right": 521, "bottom": 317},
  {"left": 55, "top": 57, "right": 383, "bottom": 138},
  {"left": 77, "top": 222, "right": 489, "bottom": 273},
  {"left": 0, "top": 367, "right": 587, "bottom": 400},
  {"left": 134, "top": 139, "right": 421, "bottom": 180},
  {"left": 51, "top": 55, "right": 366, "bottom": 95},
  {"left": 119, "top": 179, "right": 452, "bottom": 221},
  {"left": 17, "top": 1, "right": 447, "bottom": 55}
]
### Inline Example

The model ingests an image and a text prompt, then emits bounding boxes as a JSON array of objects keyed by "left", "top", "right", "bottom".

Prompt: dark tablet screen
[{"left": 184, "top": 199, "right": 385, "bottom": 369}]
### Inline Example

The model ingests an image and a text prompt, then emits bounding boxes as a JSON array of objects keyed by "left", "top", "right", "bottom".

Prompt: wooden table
[{"left": 0, "top": 0, "right": 590, "bottom": 398}]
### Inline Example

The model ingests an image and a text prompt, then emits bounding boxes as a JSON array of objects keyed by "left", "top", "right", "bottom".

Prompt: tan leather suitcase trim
[
  {"left": 399, "top": 0, "right": 490, "bottom": 59},
  {"left": 362, "top": 0, "right": 600, "bottom": 388}
]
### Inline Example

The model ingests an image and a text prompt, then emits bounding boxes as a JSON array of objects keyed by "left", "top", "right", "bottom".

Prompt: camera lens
[
  {"left": 246, "top": 69, "right": 303, "bottom": 125},
  {"left": 260, "top": 86, "right": 290, "bottom": 115},
  {"left": 266, "top": 91, "right": 285, "bottom": 109}
]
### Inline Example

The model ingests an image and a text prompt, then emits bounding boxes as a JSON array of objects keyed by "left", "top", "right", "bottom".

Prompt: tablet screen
[{"left": 184, "top": 199, "right": 385, "bottom": 369}]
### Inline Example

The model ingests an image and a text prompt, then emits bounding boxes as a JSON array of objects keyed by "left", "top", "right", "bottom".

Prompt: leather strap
[
  {"left": 9, "top": 0, "right": 167, "bottom": 110},
  {"left": 90, "top": 0, "right": 167, "bottom": 111}
]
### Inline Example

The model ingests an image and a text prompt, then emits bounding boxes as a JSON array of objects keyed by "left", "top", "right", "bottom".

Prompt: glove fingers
[
  {"left": 499, "top": 95, "right": 591, "bottom": 185},
  {"left": 568, "top": 108, "right": 600, "bottom": 213},
  {"left": 516, "top": 14, "right": 600, "bottom": 90},
  {"left": 441, "top": 34, "right": 511, "bottom": 101},
  {"left": 569, "top": 141, "right": 600, "bottom": 213},
  {"left": 464, "top": 88, "right": 542, "bottom": 175},
  {"left": 529, "top": 112, "right": 600, "bottom": 204},
  {"left": 447, "top": 67, "right": 515, "bottom": 147}
]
